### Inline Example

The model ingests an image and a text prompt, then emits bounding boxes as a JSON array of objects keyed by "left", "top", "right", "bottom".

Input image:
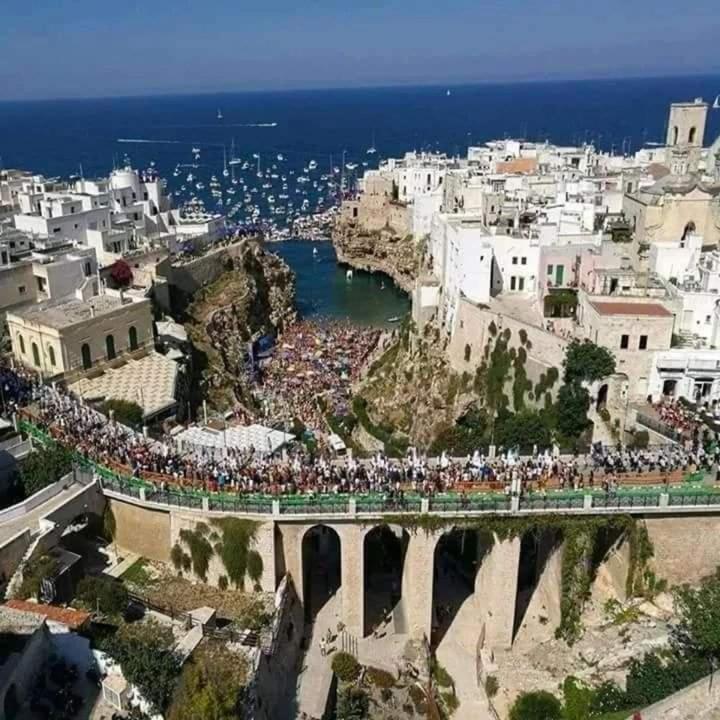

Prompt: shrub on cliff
[
  {"left": 332, "top": 652, "right": 361, "bottom": 683},
  {"left": 509, "top": 691, "right": 563, "bottom": 720}
]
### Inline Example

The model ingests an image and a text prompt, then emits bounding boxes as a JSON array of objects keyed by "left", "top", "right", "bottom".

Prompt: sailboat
[
  {"left": 446, "top": 89, "right": 452, "bottom": 96},
  {"left": 217, "top": 108, "right": 223, "bottom": 120},
  {"left": 222, "top": 146, "right": 229, "bottom": 178},
  {"left": 366, "top": 132, "right": 377, "bottom": 154},
  {"left": 713, "top": 95, "right": 720, "bottom": 110}
]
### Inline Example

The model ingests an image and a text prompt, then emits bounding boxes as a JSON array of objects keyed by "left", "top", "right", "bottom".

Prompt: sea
[{"left": 1, "top": 75, "right": 719, "bottom": 325}]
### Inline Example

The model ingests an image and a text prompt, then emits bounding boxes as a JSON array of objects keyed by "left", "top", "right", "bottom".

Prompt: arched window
[
  {"left": 672, "top": 126, "right": 679, "bottom": 145},
  {"left": 106, "top": 334, "right": 116, "bottom": 360},
  {"left": 48, "top": 346, "right": 56, "bottom": 367},
  {"left": 81, "top": 343, "right": 92, "bottom": 370},
  {"left": 17, "top": 334, "right": 25, "bottom": 355},
  {"left": 31, "top": 342, "right": 40, "bottom": 367},
  {"left": 128, "top": 326, "right": 138, "bottom": 351},
  {"left": 689, "top": 126, "right": 697, "bottom": 144}
]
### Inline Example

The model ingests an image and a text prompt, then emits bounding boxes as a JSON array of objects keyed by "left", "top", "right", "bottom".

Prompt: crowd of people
[
  {"left": 654, "top": 399, "right": 702, "bottom": 437},
  {"left": 258, "top": 319, "right": 380, "bottom": 431},
  {"left": 1, "top": 361, "right": 716, "bottom": 499}
]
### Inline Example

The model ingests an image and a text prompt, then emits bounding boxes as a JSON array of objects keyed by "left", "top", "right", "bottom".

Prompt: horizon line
[{"left": 1, "top": 70, "right": 719, "bottom": 105}]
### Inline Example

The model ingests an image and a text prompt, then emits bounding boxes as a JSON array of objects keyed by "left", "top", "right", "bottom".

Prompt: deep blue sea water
[{"left": 1, "top": 76, "right": 719, "bottom": 322}]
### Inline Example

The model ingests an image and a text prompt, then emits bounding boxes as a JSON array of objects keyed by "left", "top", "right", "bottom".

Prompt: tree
[
  {"left": 110, "top": 259, "right": 133, "bottom": 288},
  {"left": 673, "top": 568, "right": 720, "bottom": 658},
  {"left": 563, "top": 340, "right": 616, "bottom": 384},
  {"left": 555, "top": 383, "right": 591, "bottom": 438},
  {"left": 337, "top": 685, "right": 369, "bottom": 720},
  {"left": 76, "top": 576, "right": 128, "bottom": 616},
  {"left": 19, "top": 443, "right": 73, "bottom": 497},
  {"left": 495, "top": 409, "right": 552, "bottom": 450},
  {"left": 509, "top": 691, "right": 563, "bottom": 720},
  {"left": 168, "top": 643, "right": 248, "bottom": 720},
  {"left": 104, "top": 399, "right": 144, "bottom": 428},
  {"left": 102, "top": 620, "right": 182, "bottom": 713}
]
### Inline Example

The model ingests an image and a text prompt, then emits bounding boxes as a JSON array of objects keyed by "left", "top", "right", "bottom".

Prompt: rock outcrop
[
  {"left": 185, "top": 240, "right": 296, "bottom": 409},
  {"left": 332, "top": 223, "right": 419, "bottom": 293}
]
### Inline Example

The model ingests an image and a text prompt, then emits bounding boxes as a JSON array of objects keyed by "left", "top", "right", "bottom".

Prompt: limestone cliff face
[
  {"left": 358, "top": 327, "right": 471, "bottom": 449},
  {"left": 332, "top": 223, "right": 419, "bottom": 293},
  {"left": 185, "top": 240, "right": 296, "bottom": 409}
]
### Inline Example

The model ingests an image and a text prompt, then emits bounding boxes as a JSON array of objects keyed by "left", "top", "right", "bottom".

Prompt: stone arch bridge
[{"left": 100, "top": 479, "right": 720, "bottom": 651}]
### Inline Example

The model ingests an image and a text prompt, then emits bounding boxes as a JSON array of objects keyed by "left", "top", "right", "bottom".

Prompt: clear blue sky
[{"left": 2, "top": 0, "right": 719, "bottom": 100}]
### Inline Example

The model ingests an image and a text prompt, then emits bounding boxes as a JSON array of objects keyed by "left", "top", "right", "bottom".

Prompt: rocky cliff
[
  {"left": 185, "top": 240, "right": 296, "bottom": 410},
  {"left": 332, "top": 223, "right": 420, "bottom": 293}
]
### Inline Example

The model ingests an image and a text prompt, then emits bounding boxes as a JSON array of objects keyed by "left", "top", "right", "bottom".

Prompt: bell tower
[{"left": 666, "top": 98, "right": 708, "bottom": 148}]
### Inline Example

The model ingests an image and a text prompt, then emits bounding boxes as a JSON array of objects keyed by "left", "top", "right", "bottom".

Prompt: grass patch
[{"left": 121, "top": 557, "right": 152, "bottom": 587}]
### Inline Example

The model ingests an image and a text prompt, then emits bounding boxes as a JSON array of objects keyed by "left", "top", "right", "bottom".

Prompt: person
[{"left": 319, "top": 637, "right": 327, "bottom": 657}]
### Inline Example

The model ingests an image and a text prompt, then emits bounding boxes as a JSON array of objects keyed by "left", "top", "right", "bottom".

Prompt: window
[
  {"left": 71, "top": 206, "right": 75, "bottom": 213},
  {"left": 638, "top": 335, "right": 648, "bottom": 350},
  {"left": 512, "top": 257, "right": 518, "bottom": 265},
  {"left": 74, "top": 224, "right": 78, "bottom": 229},
  {"left": 689, "top": 127, "right": 697, "bottom": 144},
  {"left": 518, "top": 277, "right": 525, "bottom": 291},
  {"left": 84, "top": 262, "right": 91, "bottom": 277},
  {"left": 132, "top": 192, "right": 137, "bottom": 200},
  {"left": 706, "top": 315, "right": 712, "bottom": 324},
  {"left": 36, "top": 277, "right": 46, "bottom": 292},
  {"left": 18, "top": 285, "right": 26, "bottom": 295},
  {"left": 18, "top": 335, "right": 25, "bottom": 354},
  {"left": 48, "top": 346, "right": 56, "bottom": 367},
  {"left": 521, "top": 257, "right": 527, "bottom": 265},
  {"left": 52, "top": 227, "right": 61, "bottom": 234},
  {"left": 620, "top": 334, "right": 629, "bottom": 349},
  {"left": 106, "top": 334, "right": 116, "bottom": 360},
  {"left": 128, "top": 326, "right": 138, "bottom": 351},
  {"left": 510, "top": 276, "right": 517, "bottom": 290},
  {"left": 31, "top": 343, "right": 40, "bottom": 367},
  {"left": 143, "top": 192, "right": 148, "bottom": 201}
]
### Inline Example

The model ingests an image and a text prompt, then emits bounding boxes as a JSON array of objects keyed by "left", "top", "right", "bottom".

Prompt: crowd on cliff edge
[{"left": 0, "top": 364, "right": 717, "bottom": 498}]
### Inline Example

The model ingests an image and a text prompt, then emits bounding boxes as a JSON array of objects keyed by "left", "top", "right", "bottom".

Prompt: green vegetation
[
  {"left": 19, "top": 442, "right": 73, "bottom": 498},
  {"left": 337, "top": 685, "right": 370, "bottom": 720},
  {"left": 16, "top": 553, "right": 60, "bottom": 600},
  {"left": 352, "top": 396, "right": 409, "bottom": 457},
  {"left": 332, "top": 652, "right": 362, "bottom": 683},
  {"left": 168, "top": 642, "right": 248, "bottom": 720},
  {"left": 556, "top": 383, "right": 591, "bottom": 439},
  {"left": 211, "top": 517, "right": 262, "bottom": 590},
  {"left": 76, "top": 576, "right": 129, "bottom": 616},
  {"left": 121, "top": 557, "right": 151, "bottom": 587},
  {"left": 178, "top": 527, "right": 214, "bottom": 582},
  {"left": 563, "top": 340, "right": 616, "bottom": 384},
  {"left": 104, "top": 399, "right": 144, "bottom": 428},
  {"left": 485, "top": 675, "right": 499, "bottom": 698},
  {"left": 101, "top": 620, "right": 182, "bottom": 713},
  {"left": 544, "top": 290, "right": 579, "bottom": 318},
  {"left": 509, "top": 690, "right": 563, "bottom": 720},
  {"left": 366, "top": 667, "right": 395, "bottom": 689}
]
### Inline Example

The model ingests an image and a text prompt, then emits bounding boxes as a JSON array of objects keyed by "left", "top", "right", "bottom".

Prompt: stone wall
[
  {"left": 448, "top": 298, "right": 568, "bottom": 379},
  {"left": 645, "top": 514, "right": 720, "bottom": 586},
  {"left": 169, "top": 513, "right": 276, "bottom": 593},
  {"left": 108, "top": 498, "right": 172, "bottom": 563},
  {"left": 0, "top": 529, "right": 31, "bottom": 587}
]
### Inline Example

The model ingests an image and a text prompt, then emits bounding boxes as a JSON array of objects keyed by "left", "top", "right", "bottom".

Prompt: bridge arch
[
  {"left": 363, "top": 524, "right": 409, "bottom": 637},
  {"left": 431, "top": 527, "right": 493, "bottom": 648},
  {"left": 301, "top": 524, "right": 341, "bottom": 622}
]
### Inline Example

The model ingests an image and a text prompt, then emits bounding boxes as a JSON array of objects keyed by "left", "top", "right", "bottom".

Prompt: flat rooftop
[
  {"left": 590, "top": 301, "right": 672, "bottom": 317},
  {"left": 10, "top": 294, "right": 133, "bottom": 329},
  {"left": 69, "top": 351, "right": 178, "bottom": 419}
]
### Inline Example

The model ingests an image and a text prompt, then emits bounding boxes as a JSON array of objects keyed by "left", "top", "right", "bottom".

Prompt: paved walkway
[
  {"left": 0, "top": 482, "right": 85, "bottom": 545},
  {"left": 295, "top": 593, "right": 340, "bottom": 720}
]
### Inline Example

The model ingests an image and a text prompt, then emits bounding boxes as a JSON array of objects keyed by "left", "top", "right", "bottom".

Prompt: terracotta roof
[
  {"left": 590, "top": 301, "right": 672, "bottom": 317},
  {"left": 4, "top": 599, "right": 91, "bottom": 629}
]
